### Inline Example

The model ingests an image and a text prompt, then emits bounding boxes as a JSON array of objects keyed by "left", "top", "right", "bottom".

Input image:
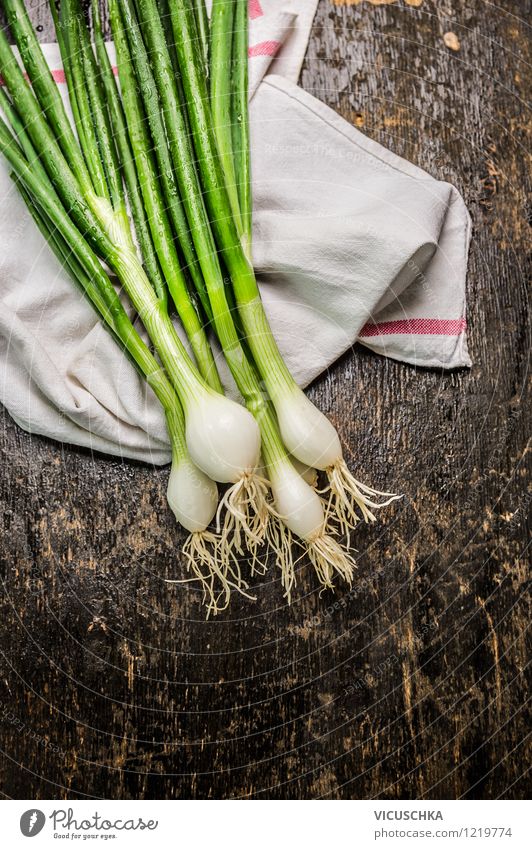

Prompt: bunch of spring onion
[{"left": 0, "top": 0, "right": 399, "bottom": 613}]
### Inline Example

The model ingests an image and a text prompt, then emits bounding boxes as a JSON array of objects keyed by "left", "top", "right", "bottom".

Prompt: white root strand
[
  {"left": 166, "top": 531, "right": 255, "bottom": 618},
  {"left": 307, "top": 530, "right": 357, "bottom": 590},
  {"left": 216, "top": 471, "right": 272, "bottom": 569},
  {"left": 216, "top": 472, "right": 270, "bottom": 554},
  {"left": 266, "top": 517, "right": 297, "bottom": 602},
  {"left": 267, "top": 514, "right": 358, "bottom": 600},
  {"left": 325, "top": 458, "right": 401, "bottom": 535}
]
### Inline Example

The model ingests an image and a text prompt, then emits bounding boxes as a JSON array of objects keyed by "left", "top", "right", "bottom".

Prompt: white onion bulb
[
  {"left": 269, "top": 460, "right": 324, "bottom": 540},
  {"left": 185, "top": 391, "right": 261, "bottom": 483},
  {"left": 274, "top": 386, "right": 342, "bottom": 471},
  {"left": 167, "top": 457, "right": 218, "bottom": 533}
]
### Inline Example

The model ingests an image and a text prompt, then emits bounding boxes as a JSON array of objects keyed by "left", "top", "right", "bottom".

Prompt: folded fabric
[{"left": 0, "top": 3, "right": 471, "bottom": 465}]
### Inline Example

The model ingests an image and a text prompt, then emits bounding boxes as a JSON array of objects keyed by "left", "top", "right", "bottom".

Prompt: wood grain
[{"left": 0, "top": 0, "right": 530, "bottom": 800}]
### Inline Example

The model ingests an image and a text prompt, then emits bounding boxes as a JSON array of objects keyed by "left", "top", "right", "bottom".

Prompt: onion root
[
  {"left": 216, "top": 470, "right": 272, "bottom": 562},
  {"left": 307, "top": 530, "right": 357, "bottom": 590},
  {"left": 325, "top": 458, "right": 401, "bottom": 534},
  {"left": 167, "top": 531, "right": 255, "bottom": 617}
]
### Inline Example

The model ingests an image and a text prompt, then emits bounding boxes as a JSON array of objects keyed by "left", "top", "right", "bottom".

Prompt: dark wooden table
[{"left": 0, "top": 0, "right": 530, "bottom": 800}]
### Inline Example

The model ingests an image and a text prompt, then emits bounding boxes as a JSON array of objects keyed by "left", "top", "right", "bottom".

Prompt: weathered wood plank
[{"left": 0, "top": 0, "right": 529, "bottom": 799}]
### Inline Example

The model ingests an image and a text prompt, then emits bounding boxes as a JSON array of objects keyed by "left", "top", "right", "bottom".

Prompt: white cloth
[{"left": 0, "top": 1, "right": 471, "bottom": 464}]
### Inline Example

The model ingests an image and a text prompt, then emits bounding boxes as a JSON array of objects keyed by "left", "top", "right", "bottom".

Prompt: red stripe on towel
[
  {"left": 51, "top": 67, "right": 119, "bottom": 81},
  {"left": 248, "top": 39, "right": 281, "bottom": 57},
  {"left": 249, "top": 0, "right": 264, "bottom": 19},
  {"left": 2, "top": 66, "right": 118, "bottom": 86},
  {"left": 360, "top": 318, "right": 467, "bottom": 337}
]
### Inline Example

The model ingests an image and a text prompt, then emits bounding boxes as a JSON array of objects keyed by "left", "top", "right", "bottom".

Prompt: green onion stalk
[
  {"left": 0, "top": 0, "right": 264, "bottom": 507},
  {"left": 193, "top": 0, "right": 210, "bottom": 75},
  {"left": 89, "top": 0, "right": 215, "bottom": 332},
  {"left": 169, "top": 0, "right": 401, "bottom": 557}
]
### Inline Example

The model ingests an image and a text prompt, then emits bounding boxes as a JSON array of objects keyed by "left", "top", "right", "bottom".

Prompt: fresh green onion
[
  {"left": 125, "top": 0, "right": 365, "bottom": 590},
  {"left": 168, "top": 0, "right": 400, "bottom": 549},
  {"left": 0, "top": 88, "right": 246, "bottom": 611},
  {"left": 210, "top": 0, "right": 243, "bottom": 235},
  {"left": 90, "top": 0, "right": 167, "bottom": 305},
  {"left": 193, "top": 0, "right": 210, "bottom": 73},
  {"left": 232, "top": 0, "right": 252, "bottom": 255}
]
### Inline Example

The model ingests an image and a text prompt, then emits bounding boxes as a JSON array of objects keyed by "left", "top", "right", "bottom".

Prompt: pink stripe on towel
[
  {"left": 2, "top": 67, "right": 118, "bottom": 85},
  {"left": 360, "top": 318, "right": 467, "bottom": 337},
  {"left": 249, "top": 0, "right": 264, "bottom": 19},
  {"left": 1, "top": 71, "right": 67, "bottom": 85},
  {"left": 49, "top": 69, "right": 66, "bottom": 83},
  {"left": 249, "top": 40, "right": 282, "bottom": 58},
  {"left": 51, "top": 67, "right": 119, "bottom": 82}
]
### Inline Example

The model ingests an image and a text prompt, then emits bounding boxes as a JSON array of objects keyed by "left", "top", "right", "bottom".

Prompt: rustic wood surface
[{"left": 0, "top": 0, "right": 530, "bottom": 800}]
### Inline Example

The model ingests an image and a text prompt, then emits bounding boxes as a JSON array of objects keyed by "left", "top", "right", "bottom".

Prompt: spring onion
[
  {"left": 167, "top": 0, "right": 400, "bottom": 541},
  {"left": 0, "top": 75, "right": 252, "bottom": 614}
]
